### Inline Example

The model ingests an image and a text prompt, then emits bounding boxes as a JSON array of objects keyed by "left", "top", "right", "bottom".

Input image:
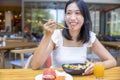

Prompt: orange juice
[{"left": 94, "top": 63, "right": 104, "bottom": 79}]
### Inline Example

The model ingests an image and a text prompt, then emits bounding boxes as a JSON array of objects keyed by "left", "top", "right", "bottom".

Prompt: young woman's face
[{"left": 65, "top": 2, "right": 84, "bottom": 30}]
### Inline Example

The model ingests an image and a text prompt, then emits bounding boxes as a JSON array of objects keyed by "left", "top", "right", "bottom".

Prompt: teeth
[{"left": 71, "top": 23, "right": 76, "bottom": 25}]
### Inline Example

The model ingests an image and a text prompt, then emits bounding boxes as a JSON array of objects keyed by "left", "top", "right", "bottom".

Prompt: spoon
[{"left": 42, "top": 19, "right": 69, "bottom": 29}]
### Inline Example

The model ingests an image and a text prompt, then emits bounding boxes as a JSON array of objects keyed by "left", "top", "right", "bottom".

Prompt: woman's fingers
[
  {"left": 44, "top": 19, "right": 57, "bottom": 34},
  {"left": 82, "top": 61, "right": 94, "bottom": 75}
]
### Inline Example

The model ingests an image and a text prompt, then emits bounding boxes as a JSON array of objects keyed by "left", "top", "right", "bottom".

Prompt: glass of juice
[{"left": 94, "top": 63, "right": 104, "bottom": 80}]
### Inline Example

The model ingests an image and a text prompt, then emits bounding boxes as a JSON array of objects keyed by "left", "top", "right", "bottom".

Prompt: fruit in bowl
[
  {"left": 42, "top": 69, "right": 66, "bottom": 80},
  {"left": 42, "top": 69, "right": 56, "bottom": 80},
  {"left": 42, "top": 75, "right": 55, "bottom": 80},
  {"left": 62, "top": 63, "right": 87, "bottom": 75}
]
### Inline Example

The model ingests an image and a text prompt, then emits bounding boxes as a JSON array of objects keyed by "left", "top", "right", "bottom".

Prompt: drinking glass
[{"left": 94, "top": 63, "right": 104, "bottom": 80}]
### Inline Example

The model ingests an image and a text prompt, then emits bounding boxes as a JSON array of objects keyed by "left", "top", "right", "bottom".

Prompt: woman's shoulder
[
  {"left": 51, "top": 29, "right": 62, "bottom": 46},
  {"left": 89, "top": 31, "right": 96, "bottom": 38},
  {"left": 89, "top": 31, "right": 96, "bottom": 44},
  {"left": 90, "top": 31, "right": 96, "bottom": 36},
  {"left": 84, "top": 31, "right": 96, "bottom": 47}
]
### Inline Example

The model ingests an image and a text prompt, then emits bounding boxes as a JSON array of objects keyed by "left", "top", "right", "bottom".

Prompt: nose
[{"left": 70, "top": 13, "right": 77, "bottom": 20}]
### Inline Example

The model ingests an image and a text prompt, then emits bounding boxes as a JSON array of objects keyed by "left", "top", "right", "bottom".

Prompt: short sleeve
[
  {"left": 85, "top": 31, "right": 96, "bottom": 47},
  {"left": 51, "top": 30, "right": 60, "bottom": 47}
]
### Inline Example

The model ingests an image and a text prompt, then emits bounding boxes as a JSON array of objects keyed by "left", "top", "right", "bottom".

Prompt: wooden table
[
  {"left": 0, "top": 67, "right": 120, "bottom": 80},
  {"left": 0, "top": 41, "right": 38, "bottom": 68},
  {"left": 101, "top": 41, "right": 120, "bottom": 49}
]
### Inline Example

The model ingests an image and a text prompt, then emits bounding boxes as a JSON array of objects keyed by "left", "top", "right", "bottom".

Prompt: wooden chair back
[{"left": 10, "top": 47, "right": 37, "bottom": 68}]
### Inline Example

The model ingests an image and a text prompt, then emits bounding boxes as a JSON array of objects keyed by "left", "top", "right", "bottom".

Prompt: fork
[{"left": 42, "top": 19, "right": 69, "bottom": 29}]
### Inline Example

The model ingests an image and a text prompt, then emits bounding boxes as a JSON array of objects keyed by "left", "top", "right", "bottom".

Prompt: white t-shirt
[{"left": 51, "top": 29, "right": 96, "bottom": 68}]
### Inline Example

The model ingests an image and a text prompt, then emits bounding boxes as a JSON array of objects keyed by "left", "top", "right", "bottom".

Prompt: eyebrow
[{"left": 66, "top": 10, "right": 80, "bottom": 12}]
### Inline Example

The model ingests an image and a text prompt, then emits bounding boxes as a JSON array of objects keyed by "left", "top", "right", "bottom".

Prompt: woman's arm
[
  {"left": 92, "top": 38, "right": 117, "bottom": 69},
  {"left": 31, "top": 20, "right": 57, "bottom": 70},
  {"left": 83, "top": 38, "right": 116, "bottom": 75}
]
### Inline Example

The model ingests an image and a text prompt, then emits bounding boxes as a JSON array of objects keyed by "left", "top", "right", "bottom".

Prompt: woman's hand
[
  {"left": 44, "top": 19, "right": 57, "bottom": 36},
  {"left": 82, "top": 61, "right": 94, "bottom": 75}
]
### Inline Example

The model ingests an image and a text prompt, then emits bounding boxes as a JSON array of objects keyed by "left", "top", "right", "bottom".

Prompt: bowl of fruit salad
[{"left": 62, "top": 63, "right": 87, "bottom": 75}]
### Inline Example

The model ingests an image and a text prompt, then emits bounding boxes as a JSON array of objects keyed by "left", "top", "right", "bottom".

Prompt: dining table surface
[{"left": 0, "top": 67, "right": 120, "bottom": 80}]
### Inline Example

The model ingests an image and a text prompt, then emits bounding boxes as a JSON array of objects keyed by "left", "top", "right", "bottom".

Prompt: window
[
  {"left": 24, "top": 1, "right": 65, "bottom": 34},
  {"left": 106, "top": 8, "right": 120, "bottom": 36}
]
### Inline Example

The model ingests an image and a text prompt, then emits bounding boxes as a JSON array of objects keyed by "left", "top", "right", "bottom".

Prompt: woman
[{"left": 31, "top": 0, "right": 116, "bottom": 75}]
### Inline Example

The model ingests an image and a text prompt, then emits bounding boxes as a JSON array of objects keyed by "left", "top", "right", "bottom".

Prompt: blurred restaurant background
[
  {"left": 0, "top": 0, "right": 120, "bottom": 40},
  {"left": 0, "top": 0, "right": 120, "bottom": 69}
]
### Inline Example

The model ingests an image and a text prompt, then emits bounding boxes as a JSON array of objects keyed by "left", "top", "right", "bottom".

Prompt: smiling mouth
[{"left": 70, "top": 22, "right": 77, "bottom": 26}]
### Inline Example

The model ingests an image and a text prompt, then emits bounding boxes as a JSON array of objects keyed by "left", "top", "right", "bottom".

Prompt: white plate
[{"left": 35, "top": 71, "right": 73, "bottom": 80}]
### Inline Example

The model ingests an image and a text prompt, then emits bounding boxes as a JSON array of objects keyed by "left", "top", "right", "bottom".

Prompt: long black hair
[{"left": 62, "top": 0, "right": 92, "bottom": 43}]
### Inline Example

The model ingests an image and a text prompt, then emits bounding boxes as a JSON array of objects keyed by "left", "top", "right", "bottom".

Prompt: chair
[
  {"left": 24, "top": 54, "right": 33, "bottom": 68},
  {"left": 24, "top": 54, "right": 52, "bottom": 69},
  {"left": 10, "top": 47, "right": 37, "bottom": 68}
]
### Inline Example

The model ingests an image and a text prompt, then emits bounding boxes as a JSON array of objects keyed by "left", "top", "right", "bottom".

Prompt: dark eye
[
  {"left": 76, "top": 12, "right": 81, "bottom": 15},
  {"left": 66, "top": 12, "right": 71, "bottom": 15}
]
